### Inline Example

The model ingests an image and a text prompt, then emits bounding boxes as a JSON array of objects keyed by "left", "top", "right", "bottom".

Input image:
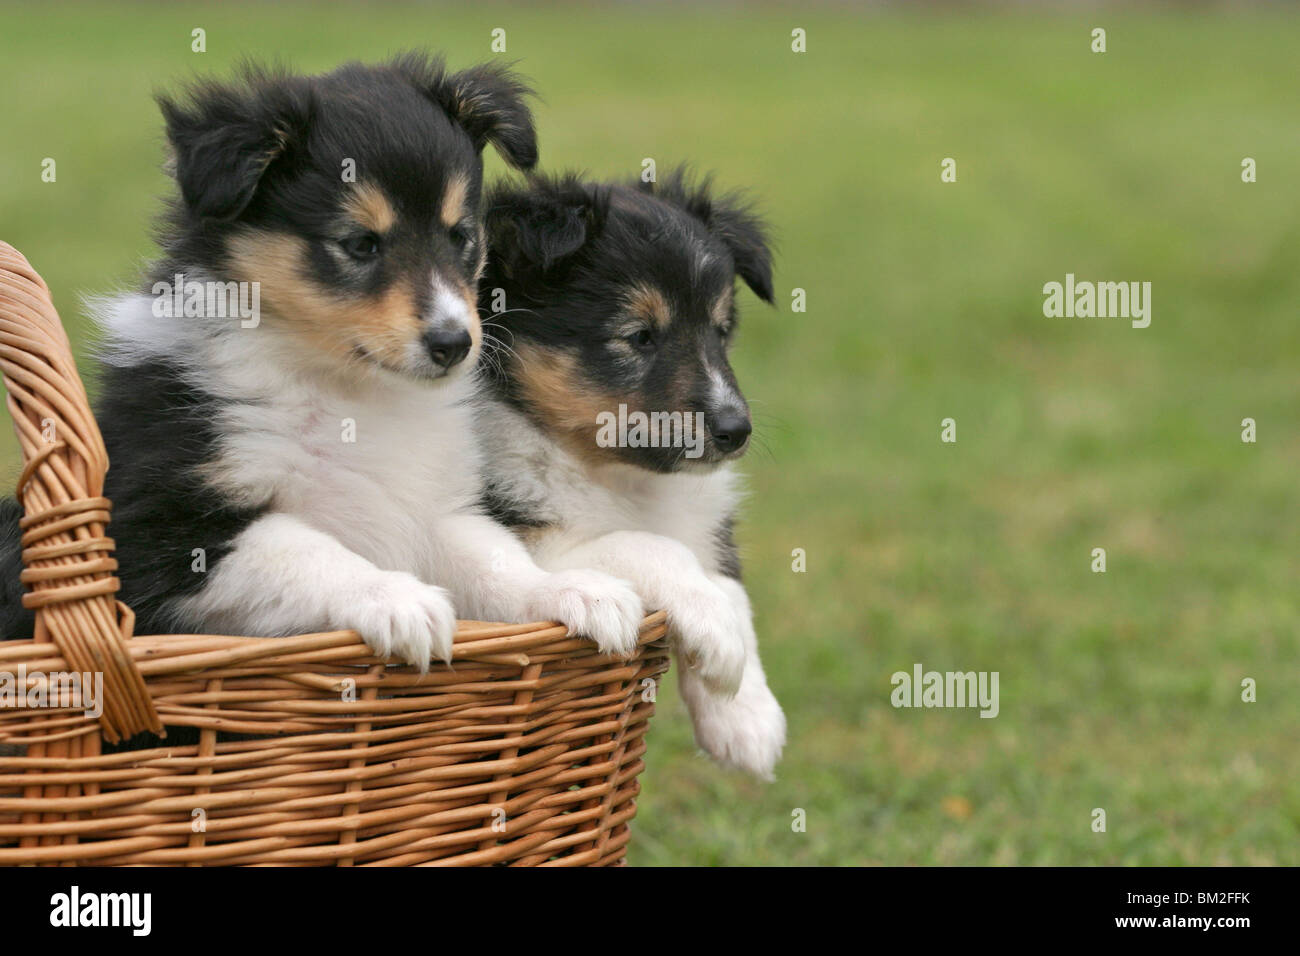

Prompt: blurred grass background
[{"left": 1, "top": 1, "right": 1297, "bottom": 865}]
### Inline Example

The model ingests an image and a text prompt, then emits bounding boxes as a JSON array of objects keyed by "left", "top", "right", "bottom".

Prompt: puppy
[
  {"left": 0, "top": 56, "right": 643, "bottom": 668},
  {"left": 473, "top": 170, "right": 786, "bottom": 778}
]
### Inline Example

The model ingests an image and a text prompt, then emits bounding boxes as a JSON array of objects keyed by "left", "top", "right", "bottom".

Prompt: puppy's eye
[
  {"left": 718, "top": 323, "right": 736, "bottom": 342},
  {"left": 626, "top": 328, "right": 656, "bottom": 352},
  {"left": 339, "top": 233, "right": 381, "bottom": 261},
  {"left": 449, "top": 222, "right": 474, "bottom": 253}
]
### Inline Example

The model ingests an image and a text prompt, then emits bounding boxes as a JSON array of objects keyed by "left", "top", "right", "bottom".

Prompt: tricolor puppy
[
  {"left": 0, "top": 56, "right": 644, "bottom": 665},
  {"left": 474, "top": 170, "right": 786, "bottom": 778}
]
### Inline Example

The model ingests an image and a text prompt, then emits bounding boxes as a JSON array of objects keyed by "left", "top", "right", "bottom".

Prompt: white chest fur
[
  {"left": 477, "top": 402, "right": 741, "bottom": 574},
  {"left": 213, "top": 378, "right": 481, "bottom": 574}
]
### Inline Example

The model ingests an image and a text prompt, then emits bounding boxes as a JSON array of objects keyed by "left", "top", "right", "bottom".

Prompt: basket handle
[{"left": 0, "top": 241, "right": 160, "bottom": 742}]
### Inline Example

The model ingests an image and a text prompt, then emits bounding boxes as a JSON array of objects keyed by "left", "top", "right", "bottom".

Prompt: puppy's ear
[
  {"left": 157, "top": 67, "right": 310, "bottom": 222},
  {"left": 395, "top": 53, "right": 538, "bottom": 170},
  {"left": 486, "top": 176, "right": 607, "bottom": 280},
  {"left": 700, "top": 195, "right": 774, "bottom": 303},
  {"left": 650, "top": 168, "right": 775, "bottom": 304},
  {"left": 436, "top": 63, "right": 538, "bottom": 170}
]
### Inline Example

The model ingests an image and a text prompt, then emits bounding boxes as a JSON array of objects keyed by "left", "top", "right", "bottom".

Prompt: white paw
[
  {"left": 691, "top": 680, "right": 787, "bottom": 781},
  {"left": 525, "top": 569, "right": 644, "bottom": 657},
  {"left": 667, "top": 583, "right": 746, "bottom": 697},
  {"left": 339, "top": 571, "right": 457, "bottom": 670}
]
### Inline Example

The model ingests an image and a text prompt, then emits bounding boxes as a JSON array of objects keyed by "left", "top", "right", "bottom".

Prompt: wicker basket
[{"left": 0, "top": 241, "right": 670, "bottom": 866}]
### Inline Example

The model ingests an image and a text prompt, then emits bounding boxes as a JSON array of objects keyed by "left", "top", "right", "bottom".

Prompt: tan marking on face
[
  {"left": 440, "top": 171, "right": 471, "bottom": 229},
  {"left": 343, "top": 183, "right": 397, "bottom": 235},
  {"left": 669, "top": 360, "right": 695, "bottom": 410},
  {"left": 711, "top": 287, "right": 734, "bottom": 327},
  {"left": 512, "top": 344, "right": 630, "bottom": 464},
  {"left": 623, "top": 283, "right": 672, "bottom": 331},
  {"left": 226, "top": 231, "right": 422, "bottom": 373}
]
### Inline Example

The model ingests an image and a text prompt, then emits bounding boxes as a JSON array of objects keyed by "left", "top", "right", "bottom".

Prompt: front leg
[
  {"left": 535, "top": 530, "right": 746, "bottom": 695},
  {"left": 179, "top": 513, "right": 457, "bottom": 669},
  {"left": 677, "top": 576, "right": 786, "bottom": 780},
  {"left": 426, "top": 513, "right": 644, "bottom": 657}
]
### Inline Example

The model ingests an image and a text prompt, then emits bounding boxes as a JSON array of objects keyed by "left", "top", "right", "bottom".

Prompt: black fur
[
  {"left": 713, "top": 515, "right": 742, "bottom": 581},
  {"left": 0, "top": 498, "right": 31, "bottom": 638},
  {"left": 95, "top": 360, "right": 267, "bottom": 635},
  {"left": 637, "top": 168, "right": 774, "bottom": 304},
  {"left": 401, "top": 55, "right": 539, "bottom": 171}
]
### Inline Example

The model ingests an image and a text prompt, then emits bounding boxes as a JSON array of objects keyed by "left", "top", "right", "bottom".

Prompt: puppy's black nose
[
  {"left": 707, "top": 409, "right": 752, "bottom": 454},
  {"left": 422, "top": 327, "right": 472, "bottom": 370}
]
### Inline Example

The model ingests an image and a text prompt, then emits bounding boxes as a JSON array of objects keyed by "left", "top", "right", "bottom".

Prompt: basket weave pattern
[{"left": 0, "top": 242, "right": 669, "bottom": 865}]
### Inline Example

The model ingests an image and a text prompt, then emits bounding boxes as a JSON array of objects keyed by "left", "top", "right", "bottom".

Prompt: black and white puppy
[
  {"left": 474, "top": 170, "right": 786, "bottom": 778},
  {"left": 0, "top": 56, "right": 644, "bottom": 665}
]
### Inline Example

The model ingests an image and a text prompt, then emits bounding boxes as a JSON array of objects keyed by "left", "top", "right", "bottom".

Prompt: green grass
[{"left": 1, "top": 2, "right": 1297, "bottom": 865}]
